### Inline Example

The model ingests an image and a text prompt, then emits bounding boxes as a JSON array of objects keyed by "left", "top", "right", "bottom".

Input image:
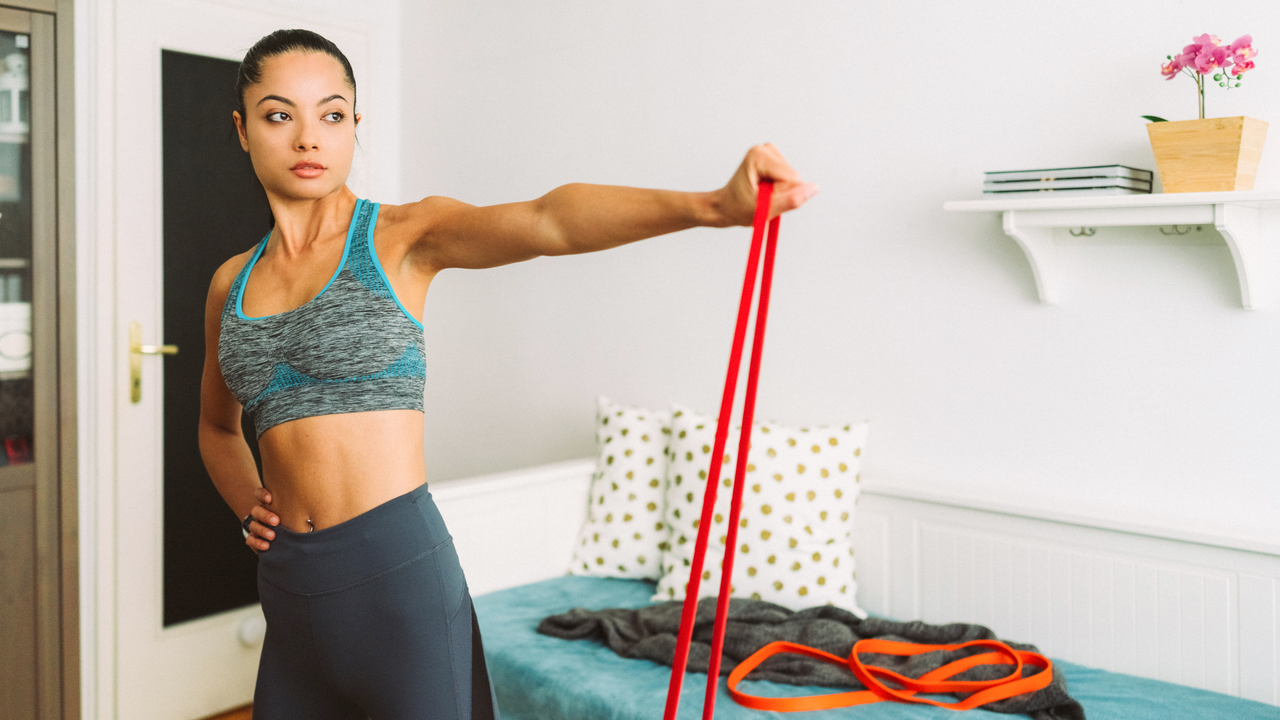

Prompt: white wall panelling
[
  {"left": 433, "top": 459, "right": 594, "bottom": 598},
  {"left": 1239, "top": 575, "right": 1280, "bottom": 705},
  {"left": 855, "top": 488, "right": 1280, "bottom": 705}
]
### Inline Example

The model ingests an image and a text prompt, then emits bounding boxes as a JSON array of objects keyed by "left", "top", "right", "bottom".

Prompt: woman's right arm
[{"left": 198, "top": 256, "right": 279, "bottom": 552}]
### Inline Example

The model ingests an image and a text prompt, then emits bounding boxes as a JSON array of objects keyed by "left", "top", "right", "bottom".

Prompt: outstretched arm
[{"left": 408, "top": 144, "right": 816, "bottom": 273}]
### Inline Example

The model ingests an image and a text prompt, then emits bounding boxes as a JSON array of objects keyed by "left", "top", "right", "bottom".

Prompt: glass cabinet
[
  {"left": 0, "top": 5, "right": 66, "bottom": 720},
  {"left": 0, "top": 20, "right": 34, "bottom": 466}
]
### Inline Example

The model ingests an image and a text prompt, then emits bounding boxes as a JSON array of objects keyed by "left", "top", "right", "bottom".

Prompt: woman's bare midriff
[{"left": 257, "top": 409, "right": 427, "bottom": 532}]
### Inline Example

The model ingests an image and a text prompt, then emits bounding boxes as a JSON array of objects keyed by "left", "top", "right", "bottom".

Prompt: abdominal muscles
[{"left": 258, "top": 409, "right": 427, "bottom": 532}]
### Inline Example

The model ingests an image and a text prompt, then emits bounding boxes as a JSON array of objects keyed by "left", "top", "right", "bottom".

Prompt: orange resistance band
[{"left": 727, "top": 638, "right": 1054, "bottom": 712}]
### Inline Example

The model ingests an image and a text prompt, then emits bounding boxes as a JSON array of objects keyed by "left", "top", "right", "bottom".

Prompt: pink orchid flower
[
  {"left": 1178, "top": 34, "right": 1233, "bottom": 74},
  {"left": 1157, "top": 32, "right": 1257, "bottom": 119},
  {"left": 1177, "top": 45, "right": 1203, "bottom": 70},
  {"left": 1229, "top": 34, "right": 1256, "bottom": 58},
  {"left": 1196, "top": 45, "right": 1231, "bottom": 73}
]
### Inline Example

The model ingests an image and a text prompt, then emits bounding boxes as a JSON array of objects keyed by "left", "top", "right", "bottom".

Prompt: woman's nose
[{"left": 294, "top": 119, "right": 319, "bottom": 151}]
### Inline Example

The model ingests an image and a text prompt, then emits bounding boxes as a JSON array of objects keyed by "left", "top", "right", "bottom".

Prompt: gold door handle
[
  {"left": 139, "top": 344, "right": 179, "bottom": 355},
  {"left": 129, "top": 321, "right": 179, "bottom": 403}
]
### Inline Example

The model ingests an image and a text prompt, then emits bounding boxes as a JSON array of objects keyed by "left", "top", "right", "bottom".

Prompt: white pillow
[
  {"left": 654, "top": 404, "right": 869, "bottom": 616},
  {"left": 568, "top": 397, "right": 672, "bottom": 580}
]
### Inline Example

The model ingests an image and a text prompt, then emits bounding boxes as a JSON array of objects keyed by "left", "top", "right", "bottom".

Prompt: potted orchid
[{"left": 1145, "top": 34, "right": 1268, "bottom": 193}]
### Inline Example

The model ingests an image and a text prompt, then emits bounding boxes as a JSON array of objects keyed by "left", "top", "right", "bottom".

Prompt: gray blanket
[{"left": 537, "top": 596, "right": 1085, "bottom": 720}]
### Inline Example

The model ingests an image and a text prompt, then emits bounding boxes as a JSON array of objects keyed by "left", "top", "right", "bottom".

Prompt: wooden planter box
[{"left": 1146, "top": 116, "right": 1268, "bottom": 192}]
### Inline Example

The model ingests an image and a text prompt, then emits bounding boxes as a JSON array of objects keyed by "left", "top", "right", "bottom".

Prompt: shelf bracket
[
  {"left": 1002, "top": 211, "right": 1058, "bottom": 304},
  {"left": 1214, "top": 203, "right": 1263, "bottom": 310}
]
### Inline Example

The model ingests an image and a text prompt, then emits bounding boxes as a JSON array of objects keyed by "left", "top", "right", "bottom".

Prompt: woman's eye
[
  {"left": 324, "top": 112, "right": 345, "bottom": 123},
  {"left": 265, "top": 111, "right": 290, "bottom": 123}
]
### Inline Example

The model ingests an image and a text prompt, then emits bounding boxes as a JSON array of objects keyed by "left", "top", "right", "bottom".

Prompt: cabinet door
[{"left": 0, "top": 7, "right": 60, "bottom": 720}]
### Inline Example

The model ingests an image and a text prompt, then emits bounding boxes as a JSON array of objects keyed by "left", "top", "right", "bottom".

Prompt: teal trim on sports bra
[
  {"left": 364, "top": 203, "right": 426, "bottom": 331},
  {"left": 235, "top": 198, "right": 364, "bottom": 321}
]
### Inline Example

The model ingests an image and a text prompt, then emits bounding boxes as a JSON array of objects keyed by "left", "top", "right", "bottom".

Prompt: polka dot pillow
[
  {"left": 568, "top": 397, "right": 672, "bottom": 580},
  {"left": 654, "top": 405, "right": 869, "bottom": 616}
]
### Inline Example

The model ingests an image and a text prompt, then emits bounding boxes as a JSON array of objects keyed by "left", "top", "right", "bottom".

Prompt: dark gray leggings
[{"left": 254, "top": 483, "right": 498, "bottom": 720}]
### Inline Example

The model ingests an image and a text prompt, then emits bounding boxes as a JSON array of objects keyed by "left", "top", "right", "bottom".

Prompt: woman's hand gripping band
[{"left": 714, "top": 143, "right": 818, "bottom": 226}]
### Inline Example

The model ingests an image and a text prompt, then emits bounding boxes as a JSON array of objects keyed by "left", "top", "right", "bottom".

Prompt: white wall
[{"left": 400, "top": 1, "right": 1280, "bottom": 545}]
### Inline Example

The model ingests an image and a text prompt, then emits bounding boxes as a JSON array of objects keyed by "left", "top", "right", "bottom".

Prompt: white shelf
[{"left": 944, "top": 190, "right": 1280, "bottom": 309}]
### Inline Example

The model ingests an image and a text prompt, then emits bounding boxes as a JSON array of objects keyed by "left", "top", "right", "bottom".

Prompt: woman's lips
[{"left": 291, "top": 162, "right": 326, "bottom": 179}]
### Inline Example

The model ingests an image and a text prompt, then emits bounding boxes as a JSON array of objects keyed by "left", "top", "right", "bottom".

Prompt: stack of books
[{"left": 983, "top": 165, "right": 1153, "bottom": 197}]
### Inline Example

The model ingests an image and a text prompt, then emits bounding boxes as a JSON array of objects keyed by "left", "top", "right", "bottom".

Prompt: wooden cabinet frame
[{"left": 0, "top": 0, "right": 78, "bottom": 718}]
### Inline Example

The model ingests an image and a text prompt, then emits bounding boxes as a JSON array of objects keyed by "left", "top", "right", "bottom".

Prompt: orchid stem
[{"left": 1192, "top": 73, "right": 1203, "bottom": 119}]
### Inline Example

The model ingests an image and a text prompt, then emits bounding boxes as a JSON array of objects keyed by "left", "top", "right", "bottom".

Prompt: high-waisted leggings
[{"left": 254, "top": 483, "right": 499, "bottom": 720}]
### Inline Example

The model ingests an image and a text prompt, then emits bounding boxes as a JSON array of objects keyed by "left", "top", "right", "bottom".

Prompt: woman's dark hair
[{"left": 236, "top": 29, "right": 357, "bottom": 122}]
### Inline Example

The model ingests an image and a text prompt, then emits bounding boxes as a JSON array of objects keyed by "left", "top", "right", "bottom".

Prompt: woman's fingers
[
  {"left": 243, "top": 487, "right": 277, "bottom": 552},
  {"left": 751, "top": 143, "right": 802, "bottom": 185},
  {"left": 245, "top": 533, "right": 270, "bottom": 553},
  {"left": 252, "top": 487, "right": 279, "bottom": 530},
  {"left": 751, "top": 144, "right": 813, "bottom": 218},
  {"left": 725, "top": 144, "right": 815, "bottom": 224},
  {"left": 774, "top": 182, "right": 819, "bottom": 216},
  {"left": 251, "top": 506, "right": 278, "bottom": 539},
  {"left": 245, "top": 517, "right": 273, "bottom": 552}
]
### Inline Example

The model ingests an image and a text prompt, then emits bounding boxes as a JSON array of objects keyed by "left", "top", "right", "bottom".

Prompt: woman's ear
[
  {"left": 355, "top": 112, "right": 361, "bottom": 126},
  {"left": 232, "top": 110, "right": 250, "bottom": 151}
]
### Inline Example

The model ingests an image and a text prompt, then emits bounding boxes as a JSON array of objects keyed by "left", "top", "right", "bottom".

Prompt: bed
[{"left": 474, "top": 575, "right": 1280, "bottom": 720}]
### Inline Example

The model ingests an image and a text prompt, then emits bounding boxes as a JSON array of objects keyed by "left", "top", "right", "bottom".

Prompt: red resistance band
[
  {"left": 661, "top": 180, "right": 780, "bottom": 720},
  {"left": 660, "top": 182, "right": 1056, "bottom": 718}
]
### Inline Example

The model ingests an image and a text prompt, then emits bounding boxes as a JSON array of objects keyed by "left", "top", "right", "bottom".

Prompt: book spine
[
  {"left": 984, "top": 177, "right": 1152, "bottom": 191},
  {"left": 984, "top": 166, "right": 1153, "bottom": 183},
  {"left": 982, "top": 186, "right": 1151, "bottom": 196}
]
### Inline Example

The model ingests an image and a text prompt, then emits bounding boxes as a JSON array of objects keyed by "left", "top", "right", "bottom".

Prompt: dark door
[{"left": 161, "top": 49, "right": 271, "bottom": 626}]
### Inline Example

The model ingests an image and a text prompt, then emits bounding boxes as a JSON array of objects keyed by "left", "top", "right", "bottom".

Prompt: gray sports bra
[{"left": 219, "top": 199, "right": 426, "bottom": 438}]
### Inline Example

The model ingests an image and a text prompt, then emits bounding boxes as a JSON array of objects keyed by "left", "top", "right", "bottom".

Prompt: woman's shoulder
[
  {"left": 207, "top": 244, "right": 261, "bottom": 304},
  {"left": 370, "top": 197, "right": 469, "bottom": 260},
  {"left": 373, "top": 197, "right": 463, "bottom": 236}
]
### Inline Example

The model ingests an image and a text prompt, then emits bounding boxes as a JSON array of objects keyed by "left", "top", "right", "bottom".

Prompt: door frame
[{"left": 76, "top": 1, "right": 401, "bottom": 717}]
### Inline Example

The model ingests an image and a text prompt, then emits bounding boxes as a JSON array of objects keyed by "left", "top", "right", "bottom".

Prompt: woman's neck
[{"left": 264, "top": 186, "right": 360, "bottom": 257}]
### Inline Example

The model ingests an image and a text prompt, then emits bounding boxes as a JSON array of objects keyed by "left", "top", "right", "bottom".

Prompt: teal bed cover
[{"left": 474, "top": 576, "right": 1280, "bottom": 720}]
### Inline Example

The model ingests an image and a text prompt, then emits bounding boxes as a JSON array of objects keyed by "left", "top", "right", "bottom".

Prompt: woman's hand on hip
[
  {"left": 245, "top": 486, "right": 279, "bottom": 553},
  {"left": 715, "top": 143, "right": 818, "bottom": 226}
]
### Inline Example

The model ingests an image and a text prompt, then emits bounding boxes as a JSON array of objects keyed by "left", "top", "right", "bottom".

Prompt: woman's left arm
[{"left": 408, "top": 144, "right": 816, "bottom": 272}]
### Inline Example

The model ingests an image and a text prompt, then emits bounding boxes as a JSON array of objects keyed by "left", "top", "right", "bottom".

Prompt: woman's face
[{"left": 233, "top": 51, "right": 358, "bottom": 201}]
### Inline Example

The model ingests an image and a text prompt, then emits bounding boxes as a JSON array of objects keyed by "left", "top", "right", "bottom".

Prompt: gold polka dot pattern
[
  {"left": 653, "top": 404, "right": 869, "bottom": 617},
  {"left": 568, "top": 397, "right": 671, "bottom": 580}
]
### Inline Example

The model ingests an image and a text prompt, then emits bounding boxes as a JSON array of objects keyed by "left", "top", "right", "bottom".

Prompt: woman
[{"left": 199, "top": 28, "right": 815, "bottom": 720}]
